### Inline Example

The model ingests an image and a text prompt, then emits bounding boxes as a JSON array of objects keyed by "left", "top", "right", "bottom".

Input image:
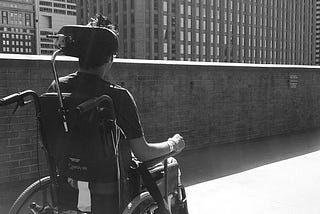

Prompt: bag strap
[{"left": 137, "top": 162, "right": 171, "bottom": 214}]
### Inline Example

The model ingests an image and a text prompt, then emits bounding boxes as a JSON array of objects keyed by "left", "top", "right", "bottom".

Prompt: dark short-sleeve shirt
[{"left": 47, "top": 72, "right": 144, "bottom": 140}]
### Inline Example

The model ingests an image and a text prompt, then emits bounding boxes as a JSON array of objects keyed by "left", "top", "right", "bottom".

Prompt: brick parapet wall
[{"left": 0, "top": 54, "right": 320, "bottom": 185}]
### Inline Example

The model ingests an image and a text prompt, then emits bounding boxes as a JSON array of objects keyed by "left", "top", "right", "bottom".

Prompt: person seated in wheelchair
[{"left": 47, "top": 14, "right": 185, "bottom": 213}]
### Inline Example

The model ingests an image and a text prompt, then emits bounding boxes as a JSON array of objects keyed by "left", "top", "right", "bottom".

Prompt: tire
[
  {"left": 122, "top": 192, "right": 158, "bottom": 214},
  {"left": 122, "top": 191, "right": 189, "bottom": 214},
  {"left": 8, "top": 176, "right": 80, "bottom": 214}
]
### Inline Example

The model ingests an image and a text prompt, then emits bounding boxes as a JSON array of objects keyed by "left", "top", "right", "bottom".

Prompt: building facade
[
  {"left": 316, "top": 0, "right": 320, "bottom": 65},
  {"left": 78, "top": 0, "right": 316, "bottom": 65},
  {"left": 37, "top": 0, "right": 77, "bottom": 55},
  {"left": 0, "top": 0, "right": 36, "bottom": 55}
]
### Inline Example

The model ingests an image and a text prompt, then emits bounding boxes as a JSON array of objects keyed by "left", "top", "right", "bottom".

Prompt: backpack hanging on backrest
[
  {"left": 39, "top": 92, "right": 136, "bottom": 212},
  {"left": 40, "top": 92, "right": 120, "bottom": 183}
]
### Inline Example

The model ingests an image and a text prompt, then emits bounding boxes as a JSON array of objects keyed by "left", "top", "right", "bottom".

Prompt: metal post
[{"left": 51, "top": 49, "right": 69, "bottom": 132}]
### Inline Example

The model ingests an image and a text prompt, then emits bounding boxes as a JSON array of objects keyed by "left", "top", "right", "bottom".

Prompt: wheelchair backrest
[{"left": 39, "top": 92, "right": 119, "bottom": 182}]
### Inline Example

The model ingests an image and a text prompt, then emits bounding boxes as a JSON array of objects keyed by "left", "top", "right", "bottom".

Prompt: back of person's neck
[{"left": 78, "top": 66, "right": 104, "bottom": 79}]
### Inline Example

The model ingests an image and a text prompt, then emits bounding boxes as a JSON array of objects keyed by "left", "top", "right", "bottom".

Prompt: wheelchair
[{"left": 1, "top": 25, "right": 189, "bottom": 214}]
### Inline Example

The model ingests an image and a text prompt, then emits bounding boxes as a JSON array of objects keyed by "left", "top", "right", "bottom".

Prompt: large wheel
[
  {"left": 122, "top": 190, "right": 189, "bottom": 214},
  {"left": 8, "top": 176, "right": 80, "bottom": 214},
  {"left": 122, "top": 192, "right": 158, "bottom": 214}
]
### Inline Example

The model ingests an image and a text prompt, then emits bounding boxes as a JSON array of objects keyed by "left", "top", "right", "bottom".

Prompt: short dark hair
[{"left": 78, "top": 14, "right": 119, "bottom": 69}]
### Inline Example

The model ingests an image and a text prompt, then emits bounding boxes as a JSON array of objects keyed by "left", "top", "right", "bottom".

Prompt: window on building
[
  {"left": 163, "top": 1, "right": 167, "bottom": 11},
  {"left": 67, "top": 11, "right": 76, "bottom": 16},
  {"left": 164, "top": 43, "right": 168, "bottom": 53},
  {"left": 172, "top": 30, "right": 176, "bottom": 40},
  {"left": 180, "top": 18, "right": 184, "bottom": 28},
  {"left": 25, "top": 14, "right": 31, "bottom": 26},
  {"left": 180, "top": 44, "right": 184, "bottom": 54},
  {"left": 196, "top": 7, "right": 200, "bottom": 16},
  {"left": 40, "top": 7, "right": 53, "bottom": 13},
  {"left": 53, "top": 3, "right": 66, "bottom": 8},
  {"left": 172, "top": 43, "right": 176, "bottom": 54},
  {"left": 18, "top": 13, "right": 23, "bottom": 25},
  {"left": 154, "top": 14, "right": 158, "bottom": 24},
  {"left": 67, "top": 5, "right": 76, "bottom": 10},
  {"left": 54, "top": 9, "right": 66, "bottom": 15},
  {"left": 154, "top": 28, "right": 158, "bottom": 39},
  {"left": 180, "top": 4, "right": 184, "bottom": 14},
  {"left": 154, "top": 0, "right": 158, "bottom": 10},
  {"left": 172, "top": 2, "right": 176, "bottom": 13},
  {"left": 1, "top": 11, "right": 8, "bottom": 24},
  {"left": 177, "top": 30, "right": 182, "bottom": 41},
  {"left": 154, "top": 42, "right": 159, "bottom": 53}
]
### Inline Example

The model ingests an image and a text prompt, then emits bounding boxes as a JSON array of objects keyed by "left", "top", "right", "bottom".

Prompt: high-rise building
[
  {"left": 0, "top": 0, "right": 36, "bottom": 55},
  {"left": 315, "top": 0, "right": 320, "bottom": 65},
  {"left": 79, "top": 0, "right": 316, "bottom": 65},
  {"left": 36, "top": 0, "right": 77, "bottom": 55}
]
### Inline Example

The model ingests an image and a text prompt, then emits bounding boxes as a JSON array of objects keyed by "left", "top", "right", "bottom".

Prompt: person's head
[{"left": 78, "top": 14, "right": 119, "bottom": 70}]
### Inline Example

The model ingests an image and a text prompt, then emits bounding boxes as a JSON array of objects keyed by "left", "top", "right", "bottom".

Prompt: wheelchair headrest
[{"left": 57, "top": 25, "right": 119, "bottom": 59}]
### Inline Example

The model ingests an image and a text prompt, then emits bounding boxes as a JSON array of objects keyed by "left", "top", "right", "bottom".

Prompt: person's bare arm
[{"left": 129, "top": 134, "right": 185, "bottom": 162}]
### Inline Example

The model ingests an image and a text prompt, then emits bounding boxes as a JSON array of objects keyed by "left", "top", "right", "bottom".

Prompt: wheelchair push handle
[{"left": 0, "top": 90, "right": 38, "bottom": 107}]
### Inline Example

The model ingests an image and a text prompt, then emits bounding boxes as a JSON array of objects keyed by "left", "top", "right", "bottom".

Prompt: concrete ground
[
  {"left": 176, "top": 129, "right": 320, "bottom": 214},
  {"left": 2, "top": 129, "right": 320, "bottom": 213}
]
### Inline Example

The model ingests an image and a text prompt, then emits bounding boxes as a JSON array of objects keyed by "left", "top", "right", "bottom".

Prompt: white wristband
[{"left": 167, "top": 140, "right": 175, "bottom": 153}]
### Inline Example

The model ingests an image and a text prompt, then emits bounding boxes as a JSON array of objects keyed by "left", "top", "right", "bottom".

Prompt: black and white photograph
[{"left": 0, "top": 0, "right": 319, "bottom": 213}]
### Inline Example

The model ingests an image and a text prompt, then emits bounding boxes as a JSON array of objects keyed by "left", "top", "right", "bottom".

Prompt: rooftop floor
[
  {"left": 2, "top": 129, "right": 320, "bottom": 213},
  {"left": 177, "top": 129, "right": 320, "bottom": 214}
]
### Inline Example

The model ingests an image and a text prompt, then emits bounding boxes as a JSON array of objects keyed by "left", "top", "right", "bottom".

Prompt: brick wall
[{"left": 1, "top": 55, "right": 320, "bottom": 185}]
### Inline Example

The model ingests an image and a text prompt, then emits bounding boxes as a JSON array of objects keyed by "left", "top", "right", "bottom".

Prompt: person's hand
[{"left": 168, "top": 134, "right": 185, "bottom": 153}]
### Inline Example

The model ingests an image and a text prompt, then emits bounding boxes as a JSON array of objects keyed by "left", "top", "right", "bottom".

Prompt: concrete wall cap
[{"left": 1, "top": 54, "right": 320, "bottom": 69}]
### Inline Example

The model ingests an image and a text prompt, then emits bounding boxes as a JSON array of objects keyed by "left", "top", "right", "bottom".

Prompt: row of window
[
  {"left": 2, "top": 46, "right": 32, "bottom": 53},
  {"left": 163, "top": 0, "right": 295, "bottom": 15},
  {"left": 39, "top": 1, "right": 76, "bottom": 10},
  {"left": 1, "top": 11, "right": 32, "bottom": 26},
  {"left": 162, "top": 39, "right": 301, "bottom": 57},
  {"left": 2, "top": 40, "right": 32, "bottom": 47},
  {"left": 163, "top": 14, "right": 292, "bottom": 31},
  {"left": 41, "top": 43, "right": 54, "bottom": 49},
  {"left": 41, "top": 50, "right": 54, "bottom": 55},
  {"left": 1, "top": 27, "right": 31, "bottom": 33},
  {"left": 39, "top": 7, "right": 76, "bottom": 16},
  {"left": 2, "top": 33, "right": 32, "bottom": 40}
]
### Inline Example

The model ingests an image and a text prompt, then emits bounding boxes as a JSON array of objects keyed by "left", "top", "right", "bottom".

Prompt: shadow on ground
[
  {"left": 2, "top": 129, "right": 320, "bottom": 213},
  {"left": 175, "top": 129, "right": 320, "bottom": 187}
]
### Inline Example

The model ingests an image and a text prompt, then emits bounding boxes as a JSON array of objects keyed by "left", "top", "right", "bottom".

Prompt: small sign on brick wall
[{"left": 289, "top": 74, "right": 298, "bottom": 88}]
